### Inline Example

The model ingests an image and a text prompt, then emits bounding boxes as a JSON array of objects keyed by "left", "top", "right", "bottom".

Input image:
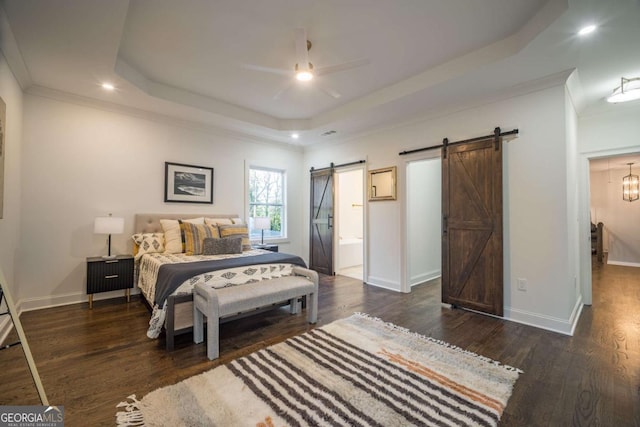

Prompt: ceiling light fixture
[
  {"left": 578, "top": 24, "right": 597, "bottom": 36},
  {"left": 606, "top": 77, "right": 640, "bottom": 103},
  {"left": 623, "top": 163, "right": 639, "bottom": 202},
  {"left": 295, "top": 63, "right": 314, "bottom": 81},
  {"left": 101, "top": 82, "right": 115, "bottom": 91},
  {"left": 291, "top": 133, "right": 299, "bottom": 139}
]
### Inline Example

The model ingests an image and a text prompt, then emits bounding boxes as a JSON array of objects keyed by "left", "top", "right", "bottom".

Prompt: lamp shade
[
  {"left": 94, "top": 215, "right": 124, "bottom": 235},
  {"left": 254, "top": 217, "right": 271, "bottom": 230}
]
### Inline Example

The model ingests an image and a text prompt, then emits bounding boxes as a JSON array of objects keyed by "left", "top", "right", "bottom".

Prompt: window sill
[{"left": 251, "top": 238, "right": 290, "bottom": 245}]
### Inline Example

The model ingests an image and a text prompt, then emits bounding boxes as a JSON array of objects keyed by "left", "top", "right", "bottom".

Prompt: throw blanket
[{"left": 154, "top": 252, "right": 306, "bottom": 307}]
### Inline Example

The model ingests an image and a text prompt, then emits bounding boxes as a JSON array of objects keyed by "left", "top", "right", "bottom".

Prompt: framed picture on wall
[{"left": 164, "top": 162, "right": 214, "bottom": 204}]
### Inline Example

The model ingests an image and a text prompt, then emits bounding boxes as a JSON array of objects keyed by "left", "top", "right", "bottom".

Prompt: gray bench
[{"left": 193, "top": 266, "right": 318, "bottom": 360}]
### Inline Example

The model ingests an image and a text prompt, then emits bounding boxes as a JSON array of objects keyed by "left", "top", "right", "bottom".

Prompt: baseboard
[
  {"left": 365, "top": 276, "right": 402, "bottom": 292},
  {"left": 410, "top": 270, "right": 441, "bottom": 287},
  {"left": 18, "top": 288, "right": 141, "bottom": 312},
  {"left": 503, "top": 294, "right": 584, "bottom": 336},
  {"left": 606, "top": 260, "right": 640, "bottom": 268}
]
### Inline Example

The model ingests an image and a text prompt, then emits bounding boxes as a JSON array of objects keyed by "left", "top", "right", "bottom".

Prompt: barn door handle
[
  {"left": 443, "top": 216, "right": 448, "bottom": 234},
  {"left": 328, "top": 215, "right": 333, "bottom": 229}
]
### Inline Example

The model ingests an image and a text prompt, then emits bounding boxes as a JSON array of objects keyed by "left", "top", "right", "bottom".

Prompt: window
[{"left": 248, "top": 166, "right": 286, "bottom": 241}]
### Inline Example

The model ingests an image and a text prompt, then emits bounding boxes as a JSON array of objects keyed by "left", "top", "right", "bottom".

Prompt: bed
[{"left": 133, "top": 213, "right": 307, "bottom": 350}]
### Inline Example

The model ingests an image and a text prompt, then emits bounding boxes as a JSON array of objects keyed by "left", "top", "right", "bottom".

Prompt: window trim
[{"left": 246, "top": 163, "right": 287, "bottom": 243}]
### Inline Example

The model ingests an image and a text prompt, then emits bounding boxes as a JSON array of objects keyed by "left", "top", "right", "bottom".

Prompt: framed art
[{"left": 164, "top": 162, "right": 214, "bottom": 204}]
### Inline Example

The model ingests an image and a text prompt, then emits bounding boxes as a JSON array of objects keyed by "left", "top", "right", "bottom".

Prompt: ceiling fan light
[
  {"left": 607, "top": 77, "right": 640, "bottom": 103},
  {"left": 295, "top": 63, "right": 314, "bottom": 81},
  {"left": 296, "top": 71, "right": 313, "bottom": 81}
]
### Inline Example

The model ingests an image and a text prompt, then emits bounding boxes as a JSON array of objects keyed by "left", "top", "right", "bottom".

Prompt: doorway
[
  {"left": 588, "top": 153, "right": 640, "bottom": 266},
  {"left": 335, "top": 167, "right": 365, "bottom": 280},
  {"left": 406, "top": 157, "right": 442, "bottom": 287},
  {"left": 580, "top": 149, "right": 640, "bottom": 305}
]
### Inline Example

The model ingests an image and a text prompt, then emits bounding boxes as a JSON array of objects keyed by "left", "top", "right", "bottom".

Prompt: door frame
[
  {"left": 578, "top": 145, "right": 640, "bottom": 306},
  {"left": 401, "top": 150, "right": 442, "bottom": 293},
  {"left": 334, "top": 164, "right": 367, "bottom": 279}
]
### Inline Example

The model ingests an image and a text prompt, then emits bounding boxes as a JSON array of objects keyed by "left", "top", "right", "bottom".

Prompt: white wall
[
  {"left": 304, "top": 83, "right": 581, "bottom": 334},
  {"left": 336, "top": 169, "right": 363, "bottom": 240},
  {"left": 17, "top": 94, "right": 305, "bottom": 309},
  {"left": 565, "top": 87, "right": 582, "bottom": 320},
  {"left": 0, "top": 52, "right": 23, "bottom": 299},
  {"left": 407, "top": 157, "right": 441, "bottom": 286},
  {"left": 589, "top": 169, "right": 610, "bottom": 252},
  {"left": 589, "top": 168, "right": 640, "bottom": 266}
]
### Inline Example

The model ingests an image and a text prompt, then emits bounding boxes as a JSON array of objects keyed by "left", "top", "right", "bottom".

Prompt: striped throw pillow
[
  {"left": 180, "top": 223, "right": 221, "bottom": 255},
  {"left": 218, "top": 224, "right": 251, "bottom": 251}
]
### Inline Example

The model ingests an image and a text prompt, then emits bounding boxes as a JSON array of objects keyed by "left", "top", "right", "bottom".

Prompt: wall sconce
[
  {"left": 94, "top": 214, "right": 124, "bottom": 258},
  {"left": 622, "top": 163, "right": 639, "bottom": 202}
]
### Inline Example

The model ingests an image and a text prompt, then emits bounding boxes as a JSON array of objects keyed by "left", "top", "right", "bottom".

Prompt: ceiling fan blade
[
  {"left": 294, "top": 28, "right": 310, "bottom": 71},
  {"left": 317, "top": 84, "right": 341, "bottom": 99},
  {"left": 316, "top": 58, "right": 370, "bottom": 76},
  {"left": 242, "top": 64, "right": 292, "bottom": 76}
]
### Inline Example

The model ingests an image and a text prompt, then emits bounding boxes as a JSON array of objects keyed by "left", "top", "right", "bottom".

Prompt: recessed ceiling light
[
  {"left": 101, "top": 82, "right": 115, "bottom": 91},
  {"left": 578, "top": 24, "right": 597, "bottom": 36},
  {"left": 291, "top": 133, "right": 299, "bottom": 139}
]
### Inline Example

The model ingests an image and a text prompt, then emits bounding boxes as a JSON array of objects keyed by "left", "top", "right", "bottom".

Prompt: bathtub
[{"left": 338, "top": 237, "right": 363, "bottom": 269}]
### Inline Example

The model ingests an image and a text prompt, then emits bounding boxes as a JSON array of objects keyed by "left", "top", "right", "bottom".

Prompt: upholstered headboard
[{"left": 134, "top": 213, "right": 240, "bottom": 234}]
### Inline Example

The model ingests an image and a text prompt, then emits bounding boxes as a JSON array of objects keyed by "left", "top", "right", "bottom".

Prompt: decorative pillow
[
  {"left": 204, "top": 217, "right": 234, "bottom": 226},
  {"left": 202, "top": 236, "right": 243, "bottom": 255},
  {"left": 131, "top": 233, "right": 164, "bottom": 257},
  {"left": 181, "top": 223, "right": 221, "bottom": 255},
  {"left": 218, "top": 224, "right": 252, "bottom": 251},
  {"left": 160, "top": 217, "right": 204, "bottom": 253}
]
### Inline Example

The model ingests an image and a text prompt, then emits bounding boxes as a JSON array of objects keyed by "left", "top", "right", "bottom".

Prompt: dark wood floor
[{"left": 1, "top": 259, "right": 639, "bottom": 426}]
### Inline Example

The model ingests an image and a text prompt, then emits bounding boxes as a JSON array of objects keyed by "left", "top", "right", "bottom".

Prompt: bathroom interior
[{"left": 335, "top": 168, "right": 364, "bottom": 280}]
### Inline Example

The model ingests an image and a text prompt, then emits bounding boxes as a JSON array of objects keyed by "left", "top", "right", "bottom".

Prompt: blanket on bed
[{"left": 154, "top": 252, "right": 306, "bottom": 307}]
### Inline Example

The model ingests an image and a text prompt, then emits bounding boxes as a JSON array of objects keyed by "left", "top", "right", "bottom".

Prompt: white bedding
[{"left": 136, "top": 250, "right": 297, "bottom": 338}]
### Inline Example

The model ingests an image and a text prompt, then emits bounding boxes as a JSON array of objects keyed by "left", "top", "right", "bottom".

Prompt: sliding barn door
[
  {"left": 309, "top": 169, "right": 334, "bottom": 275},
  {"left": 442, "top": 135, "right": 503, "bottom": 316}
]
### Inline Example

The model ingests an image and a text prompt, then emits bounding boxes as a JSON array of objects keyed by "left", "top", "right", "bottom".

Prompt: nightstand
[
  {"left": 254, "top": 244, "right": 279, "bottom": 252},
  {"left": 86, "top": 255, "right": 134, "bottom": 309}
]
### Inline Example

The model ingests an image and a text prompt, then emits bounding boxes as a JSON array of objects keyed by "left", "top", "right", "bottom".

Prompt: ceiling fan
[{"left": 245, "top": 28, "right": 370, "bottom": 100}]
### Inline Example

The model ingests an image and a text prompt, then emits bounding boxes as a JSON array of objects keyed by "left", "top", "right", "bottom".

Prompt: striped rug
[{"left": 117, "top": 313, "right": 521, "bottom": 426}]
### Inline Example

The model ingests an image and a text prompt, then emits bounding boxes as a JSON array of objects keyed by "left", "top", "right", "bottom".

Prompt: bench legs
[
  {"left": 307, "top": 291, "right": 317, "bottom": 324},
  {"left": 194, "top": 293, "right": 220, "bottom": 360}
]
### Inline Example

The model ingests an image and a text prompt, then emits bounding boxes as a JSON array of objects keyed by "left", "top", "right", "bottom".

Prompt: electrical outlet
[{"left": 517, "top": 278, "right": 527, "bottom": 291}]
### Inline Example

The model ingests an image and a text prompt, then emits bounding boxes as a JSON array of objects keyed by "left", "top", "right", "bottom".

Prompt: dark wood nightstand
[
  {"left": 86, "top": 255, "right": 134, "bottom": 309},
  {"left": 254, "top": 244, "right": 279, "bottom": 252}
]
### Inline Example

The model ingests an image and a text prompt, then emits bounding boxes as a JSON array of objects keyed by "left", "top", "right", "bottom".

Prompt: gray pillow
[{"left": 203, "top": 237, "right": 243, "bottom": 255}]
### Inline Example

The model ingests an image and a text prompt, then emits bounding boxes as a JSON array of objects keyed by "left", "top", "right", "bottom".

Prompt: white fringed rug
[{"left": 117, "top": 313, "right": 521, "bottom": 426}]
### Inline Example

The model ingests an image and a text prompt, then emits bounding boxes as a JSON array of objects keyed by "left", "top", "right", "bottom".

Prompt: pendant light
[{"left": 622, "top": 163, "right": 639, "bottom": 202}]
